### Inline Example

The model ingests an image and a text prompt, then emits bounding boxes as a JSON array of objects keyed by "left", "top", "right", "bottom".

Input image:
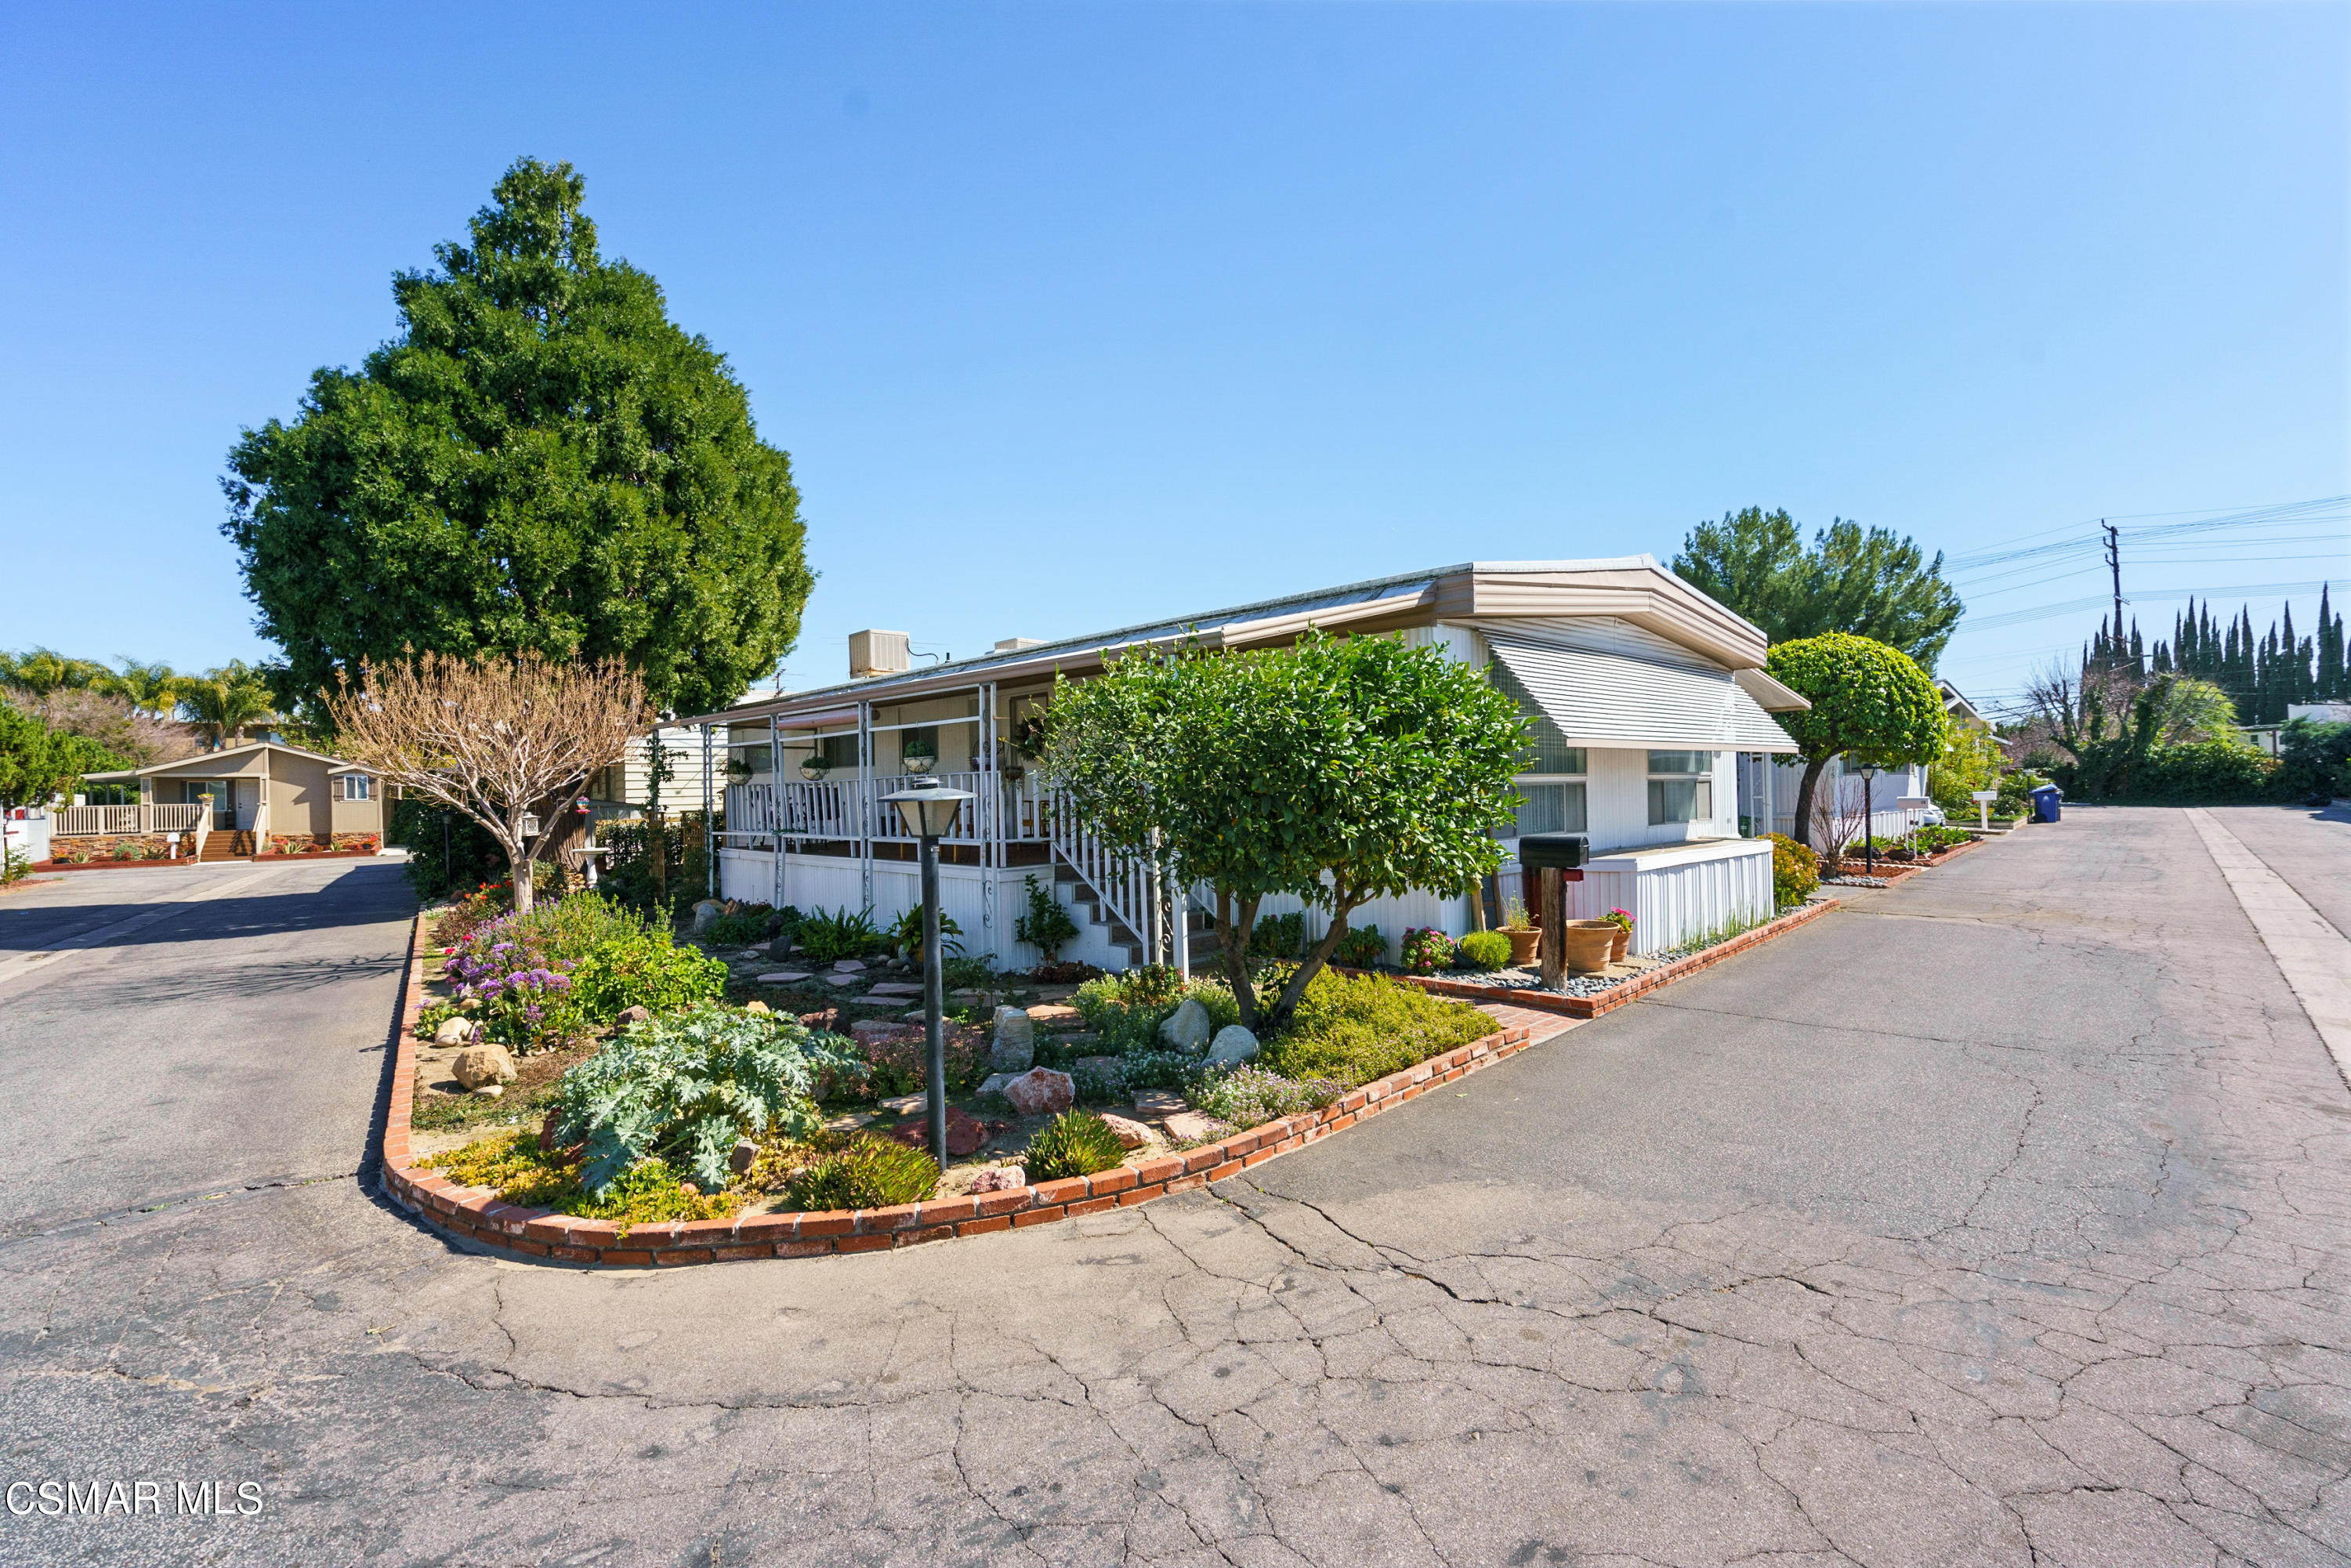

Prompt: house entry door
[{"left": 234, "top": 780, "right": 259, "bottom": 830}]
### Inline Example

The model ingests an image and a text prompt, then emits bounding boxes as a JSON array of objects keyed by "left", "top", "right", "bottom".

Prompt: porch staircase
[
  {"left": 1051, "top": 858, "right": 1148, "bottom": 971},
  {"left": 200, "top": 831, "right": 256, "bottom": 863}
]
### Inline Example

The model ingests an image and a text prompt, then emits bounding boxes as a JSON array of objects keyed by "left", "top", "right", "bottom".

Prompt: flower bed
[{"left": 381, "top": 916, "right": 1551, "bottom": 1266}]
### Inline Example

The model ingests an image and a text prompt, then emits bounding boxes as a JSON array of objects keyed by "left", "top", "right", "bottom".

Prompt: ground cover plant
[
  {"left": 549, "top": 1003, "right": 857, "bottom": 1197},
  {"left": 1255, "top": 969, "right": 1494, "bottom": 1089},
  {"left": 782, "top": 1134, "right": 940, "bottom": 1211},
  {"left": 1023, "top": 1110, "right": 1126, "bottom": 1181},
  {"left": 851, "top": 1024, "right": 991, "bottom": 1096},
  {"left": 421, "top": 1129, "right": 736, "bottom": 1231},
  {"left": 1071, "top": 966, "right": 1239, "bottom": 1054},
  {"left": 1191, "top": 1065, "right": 1342, "bottom": 1128},
  {"left": 444, "top": 891, "right": 726, "bottom": 1041}
]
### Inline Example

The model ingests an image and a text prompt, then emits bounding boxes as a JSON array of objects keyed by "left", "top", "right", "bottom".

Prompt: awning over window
[{"left": 1486, "top": 634, "right": 1801, "bottom": 753}]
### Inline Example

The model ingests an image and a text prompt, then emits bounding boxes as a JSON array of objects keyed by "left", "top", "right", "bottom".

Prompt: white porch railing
[
  {"left": 1042, "top": 790, "right": 1160, "bottom": 960},
  {"left": 53, "top": 803, "right": 211, "bottom": 837}
]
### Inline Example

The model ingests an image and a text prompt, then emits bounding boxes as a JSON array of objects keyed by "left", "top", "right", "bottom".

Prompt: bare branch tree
[
  {"left": 2023, "top": 659, "right": 2135, "bottom": 764},
  {"left": 328, "top": 651, "right": 649, "bottom": 913}
]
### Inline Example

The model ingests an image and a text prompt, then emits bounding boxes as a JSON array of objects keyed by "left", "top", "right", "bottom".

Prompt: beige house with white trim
[{"left": 67, "top": 741, "right": 383, "bottom": 863}]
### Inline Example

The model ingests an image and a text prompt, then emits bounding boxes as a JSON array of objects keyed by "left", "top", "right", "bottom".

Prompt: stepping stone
[
  {"left": 757, "top": 971, "right": 812, "bottom": 984},
  {"left": 832, "top": 959, "right": 868, "bottom": 973},
  {"left": 825, "top": 1110, "right": 878, "bottom": 1134},
  {"left": 1131, "top": 1088, "right": 1186, "bottom": 1118},
  {"left": 1026, "top": 1004, "right": 1082, "bottom": 1030},
  {"left": 867, "top": 981, "right": 922, "bottom": 997},
  {"left": 823, "top": 973, "right": 864, "bottom": 987},
  {"left": 880, "top": 1092, "right": 926, "bottom": 1114},
  {"left": 846, "top": 998, "right": 904, "bottom": 1009},
  {"left": 1164, "top": 1111, "right": 1223, "bottom": 1143}
]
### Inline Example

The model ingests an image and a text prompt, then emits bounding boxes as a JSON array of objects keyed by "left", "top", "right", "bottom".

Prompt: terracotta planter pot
[
  {"left": 1607, "top": 925, "right": 1629, "bottom": 963},
  {"left": 1504, "top": 928, "right": 1541, "bottom": 965},
  {"left": 1559, "top": 922, "right": 1618, "bottom": 975}
]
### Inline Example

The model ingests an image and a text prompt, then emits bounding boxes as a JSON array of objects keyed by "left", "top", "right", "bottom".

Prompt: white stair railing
[{"left": 1044, "top": 788, "right": 1161, "bottom": 962}]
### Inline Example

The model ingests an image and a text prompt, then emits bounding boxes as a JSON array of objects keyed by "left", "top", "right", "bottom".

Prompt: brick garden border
[
  {"left": 378, "top": 915, "right": 1544, "bottom": 1268},
  {"left": 1389, "top": 894, "right": 1840, "bottom": 1020}
]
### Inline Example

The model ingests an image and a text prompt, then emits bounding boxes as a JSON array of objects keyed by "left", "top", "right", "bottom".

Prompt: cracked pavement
[{"left": 2, "top": 810, "right": 2347, "bottom": 1566}]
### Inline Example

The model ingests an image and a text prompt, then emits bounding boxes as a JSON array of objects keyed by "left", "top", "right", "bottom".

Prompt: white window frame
[{"left": 1646, "top": 751, "right": 1715, "bottom": 827}]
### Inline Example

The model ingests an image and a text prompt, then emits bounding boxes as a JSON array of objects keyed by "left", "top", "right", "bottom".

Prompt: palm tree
[
  {"left": 103, "top": 658, "right": 186, "bottom": 717},
  {"left": 179, "top": 664, "right": 277, "bottom": 751}
]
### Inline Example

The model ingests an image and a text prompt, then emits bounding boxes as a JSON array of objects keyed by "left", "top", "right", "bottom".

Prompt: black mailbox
[{"left": 1516, "top": 832, "right": 1588, "bottom": 871}]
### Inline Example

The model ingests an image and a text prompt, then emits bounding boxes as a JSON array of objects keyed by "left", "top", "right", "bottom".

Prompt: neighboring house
[
  {"left": 683, "top": 558, "right": 1809, "bottom": 968},
  {"left": 1937, "top": 677, "right": 2001, "bottom": 741},
  {"left": 61, "top": 741, "right": 383, "bottom": 863}
]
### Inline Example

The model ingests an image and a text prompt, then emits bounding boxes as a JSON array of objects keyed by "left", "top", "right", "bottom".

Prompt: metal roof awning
[{"left": 1486, "top": 635, "right": 1800, "bottom": 753}]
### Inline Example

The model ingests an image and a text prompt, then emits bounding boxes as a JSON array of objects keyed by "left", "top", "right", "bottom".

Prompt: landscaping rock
[
  {"left": 1164, "top": 1110, "right": 1223, "bottom": 1143},
  {"left": 1158, "top": 997, "right": 1213, "bottom": 1053},
  {"left": 969, "top": 1165, "right": 1026, "bottom": 1193},
  {"left": 850, "top": 1018, "right": 918, "bottom": 1045},
  {"left": 881, "top": 1092, "right": 927, "bottom": 1114},
  {"left": 451, "top": 1043, "right": 517, "bottom": 1089},
  {"left": 757, "top": 970, "right": 812, "bottom": 985},
  {"left": 1074, "top": 1055, "right": 1121, "bottom": 1079},
  {"left": 474, "top": 1083, "right": 504, "bottom": 1099},
  {"left": 976, "top": 1072, "right": 1014, "bottom": 1099},
  {"left": 1099, "top": 1113, "right": 1153, "bottom": 1150},
  {"left": 689, "top": 899, "right": 723, "bottom": 934},
  {"left": 617, "top": 1005, "right": 652, "bottom": 1027},
  {"left": 1205, "top": 1025, "right": 1260, "bottom": 1068},
  {"left": 729, "top": 1139, "right": 759, "bottom": 1175},
  {"left": 990, "top": 1006, "right": 1034, "bottom": 1073},
  {"left": 766, "top": 933, "right": 797, "bottom": 960},
  {"left": 1002, "top": 1067, "right": 1075, "bottom": 1117},
  {"left": 1026, "top": 1003, "right": 1082, "bottom": 1030},
  {"left": 743, "top": 1000, "right": 771, "bottom": 1015},
  {"left": 889, "top": 1107, "right": 993, "bottom": 1157},
  {"left": 430, "top": 1016, "right": 474, "bottom": 1047},
  {"left": 832, "top": 958, "right": 868, "bottom": 973},
  {"left": 1131, "top": 1088, "right": 1186, "bottom": 1118}
]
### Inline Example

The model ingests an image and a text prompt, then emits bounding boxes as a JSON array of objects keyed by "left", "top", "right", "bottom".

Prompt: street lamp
[
  {"left": 1860, "top": 766, "right": 1877, "bottom": 875},
  {"left": 878, "top": 777, "right": 975, "bottom": 1165}
]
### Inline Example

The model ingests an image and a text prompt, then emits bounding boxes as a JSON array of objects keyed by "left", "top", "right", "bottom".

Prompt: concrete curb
[{"left": 380, "top": 914, "right": 1545, "bottom": 1268}]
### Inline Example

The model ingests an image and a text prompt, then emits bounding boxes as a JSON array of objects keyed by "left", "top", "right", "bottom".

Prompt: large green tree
[
  {"left": 223, "top": 158, "right": 812, "bottom": 722},
  {"left": 0, "top": 702, "right": 129, "bottom": 810},
  {"left": 1044, "top": 631, "right": 1525, "bottom": 1030},
  {"left": 1766, "top": 632, "right": 1948, "bottom": 847},
  {"left": 1674, "top": 507, "right": 1965, "bottom": 671}
]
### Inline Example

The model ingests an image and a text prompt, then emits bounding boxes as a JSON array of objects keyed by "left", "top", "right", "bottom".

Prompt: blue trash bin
[{"left": 2030, "top": 784, "right": 2063, "bottom": 824}]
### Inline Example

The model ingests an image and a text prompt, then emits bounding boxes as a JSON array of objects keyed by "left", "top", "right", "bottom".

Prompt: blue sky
[{"left": 3, "top": 2, "right": 2344, "bottom": 715}]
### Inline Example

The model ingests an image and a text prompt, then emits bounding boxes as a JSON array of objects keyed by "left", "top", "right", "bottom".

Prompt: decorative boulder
[
  {"left": 430, "top": 1016, "right": 474, "bottom": 1047},
  {"left": 1099, "top": 1113, "right": 1153, "bottom": 1150},
  {"left": 742, "top": 1000, "right": 771, "bottom": 1015},
  {"left": 1204, "top": 1026, "right": 1260, "bottom": 1068},
  {"left": 976, "top": 1072, "right": 1015, "bottom": 1099},
  {"left": 991, "top": 1006, "right": 1035, "bottom": 1074},
  {"left": 1002, "top": 1067, "right": 1075, "bottom": 1117},
  {"left": 689, "top": 899, "right": 723, "bottom": 934},
  {"left": 729, "top": 1139, "right": 761, "bottom": 1175},
  {"left": 451, "top": 1042, "right": 517, "bottom": 1089},
  {"left": 617, "top": 1005, "right": 652, "bottom": 1028},
  {"left": 1157, "top": 997, "right": 1213, "bottom": 1054},
  {"left": 969, "top": 1165, "right": 1027, "bottom": 1193}
]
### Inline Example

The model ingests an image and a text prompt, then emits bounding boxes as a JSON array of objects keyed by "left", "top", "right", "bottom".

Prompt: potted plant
[
  {"left": 725, "top": 757, "right": 754, "bottom": 786},
  {"left": 1498, "top": 895, "right": 1540, "bottom": 966},
  {"left": 900, "top": 735, "right": 938, "bottom": 777},
  {"left": 1559, "top": 920, "right": 1618, "bottom": 975},
  {"left": 1601, "top": 907, "right": 1633, "bottom": 963}
]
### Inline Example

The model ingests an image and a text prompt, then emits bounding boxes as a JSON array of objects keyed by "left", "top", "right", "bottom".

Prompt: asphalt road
[{"left": 0, "top": 813, "right": 2345, "bottom": 1567}]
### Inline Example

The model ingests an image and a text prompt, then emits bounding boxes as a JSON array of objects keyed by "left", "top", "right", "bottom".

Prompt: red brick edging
[
  {"left": 1390, "top": 895, "right": 1840, "bottom": 1019},
  {"left": 379, "top": 915, "right": 1545, "bottom": 1268}
]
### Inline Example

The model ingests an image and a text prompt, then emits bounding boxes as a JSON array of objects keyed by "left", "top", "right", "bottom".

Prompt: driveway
[{"left": 0, "top": 813, "right": 2345, "bottom": 1566}]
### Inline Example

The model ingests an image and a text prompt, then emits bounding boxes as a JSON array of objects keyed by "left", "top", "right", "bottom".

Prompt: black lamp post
[
  {"left": 1861, "top": 766, "right": 1877, "bottom": 875},
  {"left": 878, "top": 777, "right": 975, "bottom": 1164}
]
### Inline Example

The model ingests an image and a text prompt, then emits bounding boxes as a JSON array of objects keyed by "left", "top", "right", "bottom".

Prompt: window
[
  {"left": 727, "top": 743, "right": 773, "bottom": 777},
  {"left": 1647, "top": 751, "right": 1715, "bottom": 824},
  {"left": 336, "top": 774, "right": 371, "bottom": 802},
  {"left": 1512, "top": 782, "right": 1588, "bottom": 838}
]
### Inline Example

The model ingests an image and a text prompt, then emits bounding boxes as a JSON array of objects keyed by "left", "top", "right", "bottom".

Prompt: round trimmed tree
[
  {"left": 223, "top": 158, "right": 811, "bottom": 721},
  {"left": 1766, "top": 632, "right": 1947, "bottom": 847}
]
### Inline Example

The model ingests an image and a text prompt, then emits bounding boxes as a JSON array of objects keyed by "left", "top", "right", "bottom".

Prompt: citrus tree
[
  {"left": 1766, "top": 632, "right": 1947, "bottom": 847},
  {"left": 1044, "top": 631, "right": 1524, "bottom": 1030}
]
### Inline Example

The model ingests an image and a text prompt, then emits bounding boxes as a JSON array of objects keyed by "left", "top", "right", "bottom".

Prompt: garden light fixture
[{"left": 877, "top": 777, "right": 975, "bottom": 1164}]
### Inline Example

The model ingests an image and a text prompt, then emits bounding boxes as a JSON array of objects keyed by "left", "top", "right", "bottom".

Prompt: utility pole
[{"left": 2103, "top": 520, "right": 2124, "bottom": 671}]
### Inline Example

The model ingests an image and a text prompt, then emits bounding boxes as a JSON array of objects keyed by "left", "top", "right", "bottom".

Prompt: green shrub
[
  {"left": 1024, "top": 1111, "right": 1126, "bottom": 1181},
  {"left": 551, "top": 1004, "right": 859, "bottom": 1196},
  {"left": 2275, "top": 719, "right": 2351, "bottom": 802},
  {"left": 1259, "top": 969, "right": 1495, "bottom": 1089},
  {"left": 849, "top": 1024, "right": 991, "bottom": 1096},
  {"left": 1013, "top": 875, "right": 1079, "bottom": 958},
  {"left": 571, "top": 925, "right": 730, "bottom": 1021},
  {"left": 1251, "top": 911, "right": 1306, "bottom": 960},
  {"left": 940, "top": 955, "right": 1000, "bottom": 992},
  {"left": 703, "top": 903, "right": 781, "bottom": 946},
  {"left": 784, "top": 1134, "right": 940, "bottom": 1211},
  {"left": 1398, "top": 927, "right": 1454, "bottom": 974},
  {"left": 1454, "top": 930, "right": 1512, "bottom": 971},
  {"left": 884, "top": 904, "right": 965, "bottom": 960},
  {"left": 1331, "top": 925, "right": 1386, "bottom": 969},
  {"left": 1994, "top": 770, "right": 2048, "bottom": 818},
  {"left": 795, "top": 906, "right": 884, "bottom": 963},
  {"left": 1072, "top": 970, "right": 1241, "bottom": 1055},
  {"left": 1762, "top": 833, "right": 1819, "bottom": 907},
  {"left": 2125, "top": 741, "right": 2277, "bottom": 803},
  {"left": 1192, "top": 1066, "right": 1342, "bottom": 1129}
]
